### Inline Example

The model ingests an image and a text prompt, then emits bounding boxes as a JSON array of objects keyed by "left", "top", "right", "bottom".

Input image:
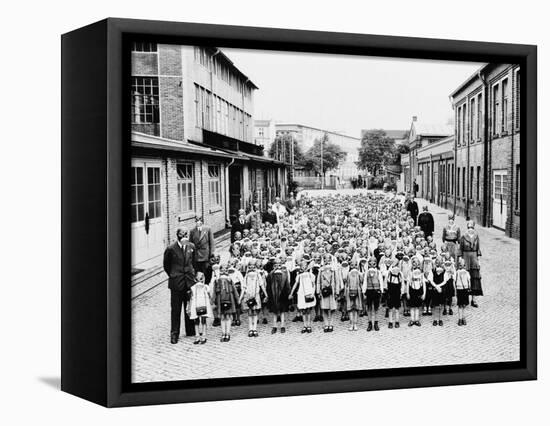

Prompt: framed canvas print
[{"left": 61, "top": 18, "right": 537, "bottom": 407}]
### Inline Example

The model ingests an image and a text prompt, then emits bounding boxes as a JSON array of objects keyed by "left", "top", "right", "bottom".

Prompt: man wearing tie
[
  {"left": 189, "top": 216, "right": 216, "bottom": 282},
  {"left": 163, "top": 227, "right": 196, "bottom": 344},
  {"left": 231, "top": 209, "right": 250, "bottom": 242}
]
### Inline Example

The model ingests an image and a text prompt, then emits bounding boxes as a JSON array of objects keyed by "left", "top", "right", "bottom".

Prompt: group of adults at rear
[
  {"left": 404, "top": 190, "right": 483, "bottom": 307},
  {"left": 162, "top": 194, "right": 299, "bottom": 344}
]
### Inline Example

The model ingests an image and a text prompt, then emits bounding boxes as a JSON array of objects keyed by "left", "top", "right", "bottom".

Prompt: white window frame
[
  {"left": 207, "top": 164, "right": 222, "bottom": 207},
  {"left": 177, "top": 163, "right": 195, "bottom": 214}
]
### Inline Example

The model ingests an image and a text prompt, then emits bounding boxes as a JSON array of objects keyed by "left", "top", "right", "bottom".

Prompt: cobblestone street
[{"left": 131, "top": 189, "right": 520, "bottom": 383}]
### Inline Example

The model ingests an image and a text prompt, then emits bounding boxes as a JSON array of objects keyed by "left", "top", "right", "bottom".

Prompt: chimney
[{"left": 412, "top": 116, "right": 418, "bottom": 122}]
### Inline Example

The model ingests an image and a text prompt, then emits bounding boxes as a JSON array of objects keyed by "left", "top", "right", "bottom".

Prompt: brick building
[
  {"left": 400, "top": 64, "right": 521, "bottom": 240},
  {"left": 130, "top": 43, "right": 287, "bottom": 270},
  {"left": 401, "top": 117, "right": 454, "bottom": 203},
  {"left": 450, "top": 63, "right": 520, "bottom": 238}
]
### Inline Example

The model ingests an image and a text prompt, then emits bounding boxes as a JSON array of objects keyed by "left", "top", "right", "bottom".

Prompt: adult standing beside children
[
  {"left": 406, "top": 194, "right": 419, "bottom": 226},
  {"left": 189, "top": 216, "right": 215, "bottom": 281},
  {"left": 163, "top": 228, "right": 196, "bottom": 344},
  {"left": 417, "top": 205, "right": 434, "bottom": 238},
  {"left": 457, "top": 220, "right": 483, "bottom": 308},
  {"left": 442, "top": 214, "right": 461, "bottom": 261}
]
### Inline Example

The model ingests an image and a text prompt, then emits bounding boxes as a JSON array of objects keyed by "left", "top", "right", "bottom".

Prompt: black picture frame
[{"left": 61, "top": 18, "right": 537, "bottom": 407}]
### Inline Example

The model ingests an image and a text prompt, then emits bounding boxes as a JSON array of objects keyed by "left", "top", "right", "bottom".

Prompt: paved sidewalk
[{"left": 131, "top": 191, "right": 519, "bottom": 383}]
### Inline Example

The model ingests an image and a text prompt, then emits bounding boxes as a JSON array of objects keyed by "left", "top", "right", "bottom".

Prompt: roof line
[
  {"left": 275, "top": 123, "right": 360, "bottom": 140},
  {"left": 450, "top": 63, "right": 490, "bottom": 98}
]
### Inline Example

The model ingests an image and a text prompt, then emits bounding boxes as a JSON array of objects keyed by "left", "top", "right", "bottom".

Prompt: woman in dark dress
[{"left": 457, "top": 220, "right": 483, "bottom": 307}]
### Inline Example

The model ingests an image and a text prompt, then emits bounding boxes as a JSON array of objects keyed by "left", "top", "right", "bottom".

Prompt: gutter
[
  {"left": 224, "top": 157, "right": 236, "bottom": 227},
  {"left": 479, "top": 70, "right": 489, "bottom": 227}
]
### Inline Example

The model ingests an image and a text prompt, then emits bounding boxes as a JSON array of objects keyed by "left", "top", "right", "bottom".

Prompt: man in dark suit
[
  {"left": 262, "top": 203, "right": 278, "bottom": 225},
  {"left": 163, "top": 227, "right": 196, "bottom": 344},
  {"left": 407, "top": 193, "right": 419, "bottom": 226},
  {"left": 231, "top": 209, "right": 250, "bottom": 242},
  {"left": 417, "top": 205, "right": 435, "bottom": 238},
  {"left": 189, "top": 216, "right": 215, "bottom": 281}
]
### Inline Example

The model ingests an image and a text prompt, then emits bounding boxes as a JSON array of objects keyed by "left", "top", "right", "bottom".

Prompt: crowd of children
[{"left": 185, "top": 192, "right": 478, "bottom": 344}]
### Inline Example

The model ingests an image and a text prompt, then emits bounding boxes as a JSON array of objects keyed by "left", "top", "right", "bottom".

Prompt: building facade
[
  {"left": 400, "top": 63, "right": 521, "bottom": 240},
  {"left": 275, "top": 123, "right": 361, "bottom": 185},
  {"left": 451, "top": 63, "right": 520, "bottom": 238},
  {"left": 402, "top": 118, "right": 454, "bottom": 201},
  {"left": 254, "top": 119, "right": 277, "bottom": 156},
  {"left": 130, "top": 43, "right": 286, "bottom": 270}
]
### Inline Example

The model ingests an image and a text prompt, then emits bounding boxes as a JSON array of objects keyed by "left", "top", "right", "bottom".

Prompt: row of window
[
  {"left": 194, "top": 84, "right": 252, "bottom": 142},
  {"left": 130, "top": 164, "right": 222, "bottom": 223},
  {"left": 418, "top": 162, "right": 520, "bottom": 210},
  {"left": 194, "top": 47, "right": 253, "bottom": 98},
  {"left": 132, "top": 42, "right": 158, "bottom": 52},
  {"left": 456, "top": 68, "right": 520, "bottom": 147},
  {"left": 177, "top": 163, "right": 221, "bottom": 216}
]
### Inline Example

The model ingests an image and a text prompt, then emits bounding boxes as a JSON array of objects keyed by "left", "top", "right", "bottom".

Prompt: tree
[
  {"left": 301, "top": 133, "right": 347, "bottom": 175},
  {"left": 356, "top": 129, "right": 397, "bottom": 175},
  {"left": 268, "top": 134, "right": 304, "bottom": 164}
]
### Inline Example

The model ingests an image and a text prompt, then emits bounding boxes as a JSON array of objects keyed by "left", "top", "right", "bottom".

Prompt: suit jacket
[
  {"left": 417, "top": 212, "right": 434, "bottom": 236},
  {"left": 189, "top": 226, "right": 215, "bottom": 263},
  {"left": 231, "top": 218, "right": 250, "bottom": 242},
  {"left": 163, "top": 240, "right": 195, "bottom": 292},
  {"left": 407, "top": 201, "right": 419, "bottom": 218}
]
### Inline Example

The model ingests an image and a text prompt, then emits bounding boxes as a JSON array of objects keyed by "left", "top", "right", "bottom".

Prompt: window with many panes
[
  {"left": 502, "top": 78, "right": 509, "bottom": 133},
  {"left": 492, "top": 83, "right": 500, "bottom": 136},
  {"left": 147, "top": 168, "right": 161, "bottom": 218},
  {"left": 516, "top": 164, "right": 520, "bottom": 209},
  {"left": 208, "top": 165, "right": 221, "bottom": 207},
  {"left": 470, "top": 98, "right": 476, "bottom": 142},
  {"left": 131, "top": 77, "right": 159, "bottom": 124},
  {"left": 477, "top": 93, "right": 483, "bottom": 140},
  {"left": 470, "top": 166, "right": 474, "bottom": 199},
  {"left": 477, "top": 166, "right": 481, "bottom": 201},
  {"left": 177, "top": 164, "right": 194, "bottom": 213},
  {"left": 131, "top": 167, "right": 145, "bottom": 223},
  {"left": 462, "top": 167, "right": 466, "bottom": 197},
  {"left": 132, "top": 42, "right": 157, "bottom": 52},
  {"left": 515, "top": 69, "right": 520, "bottom": 130}
]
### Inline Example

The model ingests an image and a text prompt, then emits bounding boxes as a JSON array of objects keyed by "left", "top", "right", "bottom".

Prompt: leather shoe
[{"left": 170, "top": 334, "right": 179, "bottom": 344}]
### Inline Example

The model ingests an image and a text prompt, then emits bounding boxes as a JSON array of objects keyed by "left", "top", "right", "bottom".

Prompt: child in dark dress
[
  {"left": 386, "top": 260, "right": 404, "bottom": 329},
  {"left": 407, "top": 258, "right": 426, "bottom": 327},
  {"left": 430, "top": 258, "right": 447, "bottom": 326},
  {"left": 362, "top": 257, "right": 385, "bottom": 332},
  {"left": 214, "top": 265, "right": 240, "bottom": 342},
  {"left": 266, "top": 260, "right": 291, "bottom": 334}
]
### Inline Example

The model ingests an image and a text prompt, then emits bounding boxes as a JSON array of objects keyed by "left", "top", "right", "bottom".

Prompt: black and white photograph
[{"left": 130, "top": 43, "right": 521, "bottom": 384}]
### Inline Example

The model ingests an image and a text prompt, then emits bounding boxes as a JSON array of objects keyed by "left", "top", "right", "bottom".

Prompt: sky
[{"left": 222, "top": 47, "right": 483, "bottom": 138}]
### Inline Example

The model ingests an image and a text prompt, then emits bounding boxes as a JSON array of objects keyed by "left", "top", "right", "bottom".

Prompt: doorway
[
  {"left": 228, "top": 165, "right": 242, "bottom": 221},
  {"left": 131, "top": 159, "right": 165, "bottom": 270},
  {"left": 492, "top": 169, "right": 508, "bottom": 230}
]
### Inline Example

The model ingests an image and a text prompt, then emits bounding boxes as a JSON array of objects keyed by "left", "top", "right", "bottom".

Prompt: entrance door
[
  {"left": 228, "top": 166, "right": 242, "bottom": 221},
  {"left": 492, "top": 170, "right": 508, "bottom": 230},
  {"left": 432, "top": 165, "right": 438, "bottom": 204},
  {"left": 131, "top": 160, "right": 165, "bottom": 270}
]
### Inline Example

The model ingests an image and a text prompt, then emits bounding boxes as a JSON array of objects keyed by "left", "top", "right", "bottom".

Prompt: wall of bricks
[
  {"left": 449, "top": 63, "right": 520, "bottom": 239},
  {"left": 158, "top": 45, "right": 184, "bottom": 141}
]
